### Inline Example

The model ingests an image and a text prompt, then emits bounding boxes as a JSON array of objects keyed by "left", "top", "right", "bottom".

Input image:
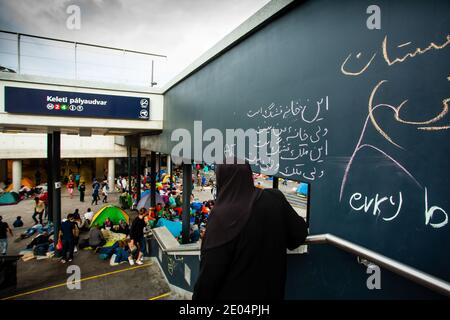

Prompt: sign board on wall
[{"left": 4, "top": 86, "right": 150, "bottom": 120}]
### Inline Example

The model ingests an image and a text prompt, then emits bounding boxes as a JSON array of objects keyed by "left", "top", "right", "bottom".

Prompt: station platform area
[{"left": 0, "top": 190, "right": 177, "bottom": 300}]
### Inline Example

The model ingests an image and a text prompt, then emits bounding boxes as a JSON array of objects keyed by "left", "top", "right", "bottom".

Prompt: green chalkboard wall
[{"left": 145, "top": 0, "right": 450, "bottom": 298}]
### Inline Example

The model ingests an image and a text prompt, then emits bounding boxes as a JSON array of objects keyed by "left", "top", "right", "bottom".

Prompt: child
[
  {"left": 13, "top": 216, "right": 24, "bottom": 228},
  {"left": 67, "top": 180, "right": 75, "bottom": 199}
]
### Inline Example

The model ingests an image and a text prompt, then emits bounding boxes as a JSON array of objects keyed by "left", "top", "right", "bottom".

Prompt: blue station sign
[{"left": 4, "top": 86, "right": 150, "bottom": 121}]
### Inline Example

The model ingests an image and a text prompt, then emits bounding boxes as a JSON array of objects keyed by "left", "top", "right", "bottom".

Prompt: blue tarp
[
  {"left": 191, "top": 202, "right": 202, "bottom": 211},
  {"left": 156, "top": 218, "right": 182, "bottom": 237},
  {"left": 296, "top": 183, "right": 309, "bottom": 196}
]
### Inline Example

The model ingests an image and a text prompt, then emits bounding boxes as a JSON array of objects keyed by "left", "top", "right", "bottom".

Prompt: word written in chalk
[{"left": 349, "top": 188, "right": 448, "bottom": 229}]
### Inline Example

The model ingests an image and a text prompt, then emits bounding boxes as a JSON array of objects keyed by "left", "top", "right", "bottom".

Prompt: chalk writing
[
  {"left": 246, "top": 96, "right": 329, "bottom": 181},
  {"left": 340, "top": 33, "right": 449, "bottom": 229},
  {"left": 349, "top": 188, "right": 448, "bottom": 229},
  {"left": 349, "top": 191, "right": 402, "bottom": 222}
]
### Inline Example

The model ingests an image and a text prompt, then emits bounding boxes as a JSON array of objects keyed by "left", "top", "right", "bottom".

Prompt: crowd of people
[{"left": 1, "top": 164, "right": 217, "bottom": 265}]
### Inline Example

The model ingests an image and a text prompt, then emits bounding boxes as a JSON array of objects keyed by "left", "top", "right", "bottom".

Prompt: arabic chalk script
[{"left": 247, "top": 96, "right": 329, "bottom": 181}]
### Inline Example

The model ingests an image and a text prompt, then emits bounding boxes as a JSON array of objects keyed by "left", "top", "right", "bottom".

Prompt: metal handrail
[
  {"left": 158, "top": 233, "right": 450, "bottom": 297},
  {"left": 307, "top": 234, "right": 450, "bottom": 298},
  {"left": 0, "top": 29, "right": 167, "bottom": 58}
]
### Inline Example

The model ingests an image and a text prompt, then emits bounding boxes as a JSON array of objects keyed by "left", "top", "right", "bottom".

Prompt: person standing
[
  {"left": 32, "top": 197, "right": 45, "bottom": 225},
  {"left": 193, "top": 161, "right": 308, "bottom": 300},
  {"left": 67, "top": 179, "right": 75, "bottom": 199},
  {"left": 102, "top": 182, "right": 108, "bottom": 203},
  {"left": 59, "top": 214, "right": 75, "bottom": 263},
  {"left": 78, "top": 181, "right": 86, "bottom": 202},
  {"left": 0, "top": 216, "right": 13, "bottom": 255},
  {"left": 75, "top": 173, "right": 81, "bottom": 188},
  {"left": 39, "top": 191, "right": 49, "bottom": 222},
  {"left": 129, "top": 210, "right": 147, "bottom": 265},
  {"left": 121, "top": 177, "right": 127, "bottom": 193},
  {"left": 91, "top": 179, "right": 100, "bottom": 206}
]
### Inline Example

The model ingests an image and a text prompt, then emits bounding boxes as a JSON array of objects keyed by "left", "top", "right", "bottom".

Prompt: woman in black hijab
[{"left": 193, "top": 161, "right": 308, "bottom": 300}]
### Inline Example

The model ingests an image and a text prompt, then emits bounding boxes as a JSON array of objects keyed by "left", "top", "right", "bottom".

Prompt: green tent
[
  {"left": 90, "top": 205, "right": 129, "bottom": 228},
  {"left": 0, "top": 192, "right": 19, "bottom": 206}
]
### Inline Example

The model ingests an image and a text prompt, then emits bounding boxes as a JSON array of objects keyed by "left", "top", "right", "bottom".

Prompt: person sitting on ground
[
  {"left": 83, "top": 208, "right": 94, "bottom": 225},
  {"left": 26, "top": 231, "right": 51, "bottom": 256},
  {"left": 88, "top": 224, "right": 106, "bottom": 250},
  {"left": 190, "top": 224, "right": 200, "bottom": 243},
  {"left": 21, "top": 223, "right": 43, "bottom": 239},
  {"left": 13, "top": 216, "right": 24, "bottom": 228},
  {"left": 127, "top": 238, "right": 138, "bottom": 265},
  {"left": 19, "top": 185, "right": 32, "bottom": 198},
  {"left": 103, "top": 217, "right": 113, "bottom": 230},
  {"left": 117, "top": 219, "right": 129, "bottom": 235},
  {"left": 110, "top": 240, "right": 131, "bottom": 266}
]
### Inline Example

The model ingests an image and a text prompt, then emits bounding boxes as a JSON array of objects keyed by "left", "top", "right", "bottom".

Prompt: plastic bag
[{"left": 56, "top": 239, "right": 63, "bottom": 251}]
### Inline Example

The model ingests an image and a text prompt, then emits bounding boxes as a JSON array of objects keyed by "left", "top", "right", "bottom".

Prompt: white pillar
[
  {"left": 12, "top": 160, "right": 22, "bottom": 193},
  {"left": 167, "top": 155, "right": 172, "bottom": 175},
  {"left": 108, "top": 158, "right": 115, "bottom": 192}
]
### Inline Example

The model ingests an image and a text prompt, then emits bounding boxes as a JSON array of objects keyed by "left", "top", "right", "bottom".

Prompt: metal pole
[
  {"left": 182, "top": 163, "right": 192, "bottom": 244},
  {"left": 52, "top": 131, "right": 62, "bottom": 239},
  {"left": 169, "top": 155, "right": 173, "bottom": 189},
  {"left": 137, "top": 144, "right": 141, "bottom": 202},
  {"left": 47, "top": 133, "right": 53, "bottom": 223},
  {"left": 127, "top": 146, "right": 132, "bottom": 194},
  {"left": 17, "top": 33, "right": 20, "bottom": 74},
  {"left": 150, "top": 152, "right": 156, "bottom": 208},
  {"left": 273, "top": 176, "right": 279, "bottom": 189},
  {"left": 151, "top": 60, "right": 154, "bottom": 87},
  {"left": 74, "top": 42, "right": 77, "bottom": 80}
]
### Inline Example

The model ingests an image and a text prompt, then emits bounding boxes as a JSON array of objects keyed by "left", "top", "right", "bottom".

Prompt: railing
[
  {"left": 155, "top": 233, "right": 450, "bottom": 297},
  {"left": 0, "top": 29, "right": 167, "bottom": 87},
  {"left": 307, "top": 234, "right": 450, "bottom": 298}
]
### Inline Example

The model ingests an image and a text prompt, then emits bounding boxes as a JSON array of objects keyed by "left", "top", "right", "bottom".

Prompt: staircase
[{"left": 284, "top": 193, "right": 308, "bottom": 209}]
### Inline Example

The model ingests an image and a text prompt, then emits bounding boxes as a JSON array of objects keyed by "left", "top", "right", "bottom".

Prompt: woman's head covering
[{"left": 202, "top": 160, "right": 262, "bottom": 250}]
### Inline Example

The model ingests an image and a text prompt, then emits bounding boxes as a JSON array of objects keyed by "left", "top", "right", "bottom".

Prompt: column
[
  {"left": 47, "top": 134, "right": 54, "bottom": 223},
  {"left": 127, "top": 146, "right": 132, "bottom": 194},
  {"left": 150, "top": 151, "right": 156, "bottom": 208},
  {"left": 12, "top": 160, "right": 22, "bottom": 193},
  {"left": 51, "top": 132, "right": 62, "bottom": 237},
  {"left": 167, "top": 155, "right": 172, "bottom": 175},
  {"left": 0, "top": 159, "right": 7, "bottom": 182},
  {"left": 136, "top": 146, "right": 141, "bottom": 202},
  {"left": 182, "top": 163, "right": 192, "bottom": 244},
  {"left": 108, "top": 158, "right": 115, "bottom": 193},
  {"left": 273, "top": 176, "right": 279, "bottom": 189},
  {"left": 168, "top": 155, "right": 173, "bottom": 188}
]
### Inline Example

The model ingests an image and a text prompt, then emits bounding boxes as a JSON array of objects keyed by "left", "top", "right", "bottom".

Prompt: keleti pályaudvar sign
[{"left": 4, "top": 86, "right": 150, "bottom": 120}]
